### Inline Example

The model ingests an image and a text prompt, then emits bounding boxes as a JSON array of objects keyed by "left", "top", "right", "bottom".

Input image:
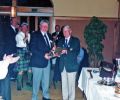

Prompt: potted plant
[{"left": 84, "top": 16, "right": 107, "bottom": 67}]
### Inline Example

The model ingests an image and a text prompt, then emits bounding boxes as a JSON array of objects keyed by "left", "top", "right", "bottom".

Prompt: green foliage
[{"left": 84, "top": 16, "right": 107, "bottom": 67}]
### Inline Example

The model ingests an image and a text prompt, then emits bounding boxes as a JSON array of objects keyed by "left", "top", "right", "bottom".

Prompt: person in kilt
[{"left": 15, "top": 22, "right": 32, "bottom": 90}]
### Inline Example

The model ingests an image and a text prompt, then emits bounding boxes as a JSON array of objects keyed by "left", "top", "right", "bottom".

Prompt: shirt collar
[
  {"left": 41, "top": 31, "right": 47, "bottom": 36},
  {"left": 11, "top": 25, "right": 16, "bottom": 31},
  {"left": 65, "top": 36, "right": 71, "bottom": 42}
]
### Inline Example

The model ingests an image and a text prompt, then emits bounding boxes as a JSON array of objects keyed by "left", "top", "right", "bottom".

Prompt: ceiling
[{"left": 0, "top": 0, "right": 53, "bottom": 7}]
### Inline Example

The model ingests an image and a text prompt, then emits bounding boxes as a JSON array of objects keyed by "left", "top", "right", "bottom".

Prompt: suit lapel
[
  {"left": 68, "top": 36, "right": 73, "bottom": 46},
  {"left": 40, "top": 31, "right": 51, "bottom": 49}
]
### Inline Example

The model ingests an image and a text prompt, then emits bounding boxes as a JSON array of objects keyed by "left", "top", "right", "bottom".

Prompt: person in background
[
  {"left": 76, "top": 47, "right": 85, "bottom": 81},
  {"left": 0, "top": 54, "right": 19, "bottom": 100},
  {"left": 57, "top": 25, "right": 80, "bottom": 100},
  {"left": 77, "top": 47, "right": 89, "bottom": 81},
  {"left": 1, "top": 17, "right": 18, "bottom": 100},
  {"left": 15, "top": 22, "right": 32, "bottom": 90},
  {"left": 30, "top": 20, "right": 52, "bottom": 100},
  {"left": 0, "top": 54, "right": 20, "bottom": 80},
  {"left": 51, "top": 25, "right": 61, "bottom": 89},
  {"left": 77, "top": 47, "right": 84, "bottom": 65},
  {"left": 4, "top": 17, "right": 18, "bottom": 80},
  {"left": 52, "top": 25, "right": 61, "bottom": 44}
]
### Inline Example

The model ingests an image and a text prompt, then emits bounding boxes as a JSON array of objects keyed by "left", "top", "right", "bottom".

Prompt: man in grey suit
[{"left": 57, "top": 25, "right": 80, "bottom": 100}]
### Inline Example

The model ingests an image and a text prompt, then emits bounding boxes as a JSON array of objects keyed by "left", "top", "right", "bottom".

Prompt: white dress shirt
[
  {"left": 0, "top": 60, "right": 9, "bottom": 80},
  {"left": 65, "top": 36, "right": 71, "bottom": 44},
  {"left": 11, "top": 25, "right": 16, "bottom": 32},
  {"left": 16, "top": 31, "right": 30, "bottom": 48}
]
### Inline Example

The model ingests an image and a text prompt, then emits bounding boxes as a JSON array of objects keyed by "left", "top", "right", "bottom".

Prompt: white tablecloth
[{"left": 78, "top": 68, "right": 120, "bottom": 100}]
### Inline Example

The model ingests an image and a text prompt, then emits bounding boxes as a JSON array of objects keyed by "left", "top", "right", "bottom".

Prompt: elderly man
[
  {"left": 57, "top": 25, "right": 80, "bottom": 100},
  {"left": 30, "top": 20, "right": 52, "bottom": 100}
]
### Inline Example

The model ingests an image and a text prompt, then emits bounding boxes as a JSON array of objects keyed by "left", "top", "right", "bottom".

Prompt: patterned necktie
[
  {"left": 65, "top": 39, "right": 68, "bottom": 48},
  {"left": 15, "top": 28, "right": 18, "bottom": 33},
  {"left": 44, "top": 34, "right": 49, "bottom": 46}
]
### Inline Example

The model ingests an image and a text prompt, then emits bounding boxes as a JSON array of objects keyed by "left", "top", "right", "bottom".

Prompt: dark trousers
[
  {"left": 0, "top": 74, "right": 11, "bottom": 100},
  {"left": 8, "top": 63, "right": 17, "bottom": 79},
  {"left": 53, "top": 58, "right": 61, "bottom": 82}
]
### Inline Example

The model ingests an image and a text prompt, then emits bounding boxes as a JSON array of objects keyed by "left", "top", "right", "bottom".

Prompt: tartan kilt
[{"left": 16, "top": 47, "right": 31, "bottom": 72}]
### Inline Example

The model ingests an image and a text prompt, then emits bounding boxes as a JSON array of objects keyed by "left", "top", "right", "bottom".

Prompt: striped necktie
[
  {"left": 65, "top": 39, "right": 68, "bottom": 48},
  {"left": 44, "top": 34, "right": 49, "bottom": 46}
]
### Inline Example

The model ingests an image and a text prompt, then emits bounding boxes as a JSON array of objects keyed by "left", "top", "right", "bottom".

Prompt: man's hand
[
  {"left": 61, "top": 50, "right": 67, "bottom": 55},
  {"left": 44, "top": 53, "right": 51, "bottom": 60}
]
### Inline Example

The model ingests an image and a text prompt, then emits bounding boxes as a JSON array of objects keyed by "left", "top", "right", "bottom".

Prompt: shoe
[{"left": 42, "top": 97, "right": 51, "bottom": 100}]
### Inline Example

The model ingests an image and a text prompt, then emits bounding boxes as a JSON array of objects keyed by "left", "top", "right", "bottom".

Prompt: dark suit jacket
[
  {"left": 52, "top": 32, "right": 64, "bottom": 40},
  {"left": 58, "top": 36, "right": 80, "bottom": 72},
  {"left": 30, "top": 31, "right": 52, "bottom": 68},
  {"left": 4, "top": 25, "right": 17, "bottom": 54}
]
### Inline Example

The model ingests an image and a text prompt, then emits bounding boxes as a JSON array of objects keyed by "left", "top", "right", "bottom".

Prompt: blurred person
[
  {"left": 15, "top": 22, "right": 32, "bottom": 90},
  {"left": 52, "top": 25, "right": 61, "bottom": 88},
  {"left": 0, "top": 54, "right": 19, "bottom": 100},
  {"left": 0, "top": 54, "right": 20, "bottom": 80},
  {"left": 57, "top": 25, "right": 80, "bottom": 100},
  {"left": 52, "top": 25, "right": 61, "bottom": 44},
  {"left": 30, "top": 20, "right": 52, "bottom": 100},
  {"left": 4, "top": 17, "right": 18, "bottom": 80},
  {"left": 1, "top": 17, "right": 18, "bottom": 100},
  {"left": 77, "top": 47, "right": 89, "bottom": 77}
]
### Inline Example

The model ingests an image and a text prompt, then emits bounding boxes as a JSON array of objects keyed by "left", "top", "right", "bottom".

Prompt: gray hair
[
  {"left": 39, "top": 20, "right": 49, "bottom": 25},
  {"left": 63, "top": 25, "right": 71, "bottom": 30},
  {"left": 21, "top": 22, "right": 29, "bottom": 27}
]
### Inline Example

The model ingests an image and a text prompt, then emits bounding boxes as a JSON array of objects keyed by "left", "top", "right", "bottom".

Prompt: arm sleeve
[
  {"left": 0, "top": 60, "right": 9, "bottom": 80},
  {"left": 16, "top": 33, "right": 25, "bottom": 46}
]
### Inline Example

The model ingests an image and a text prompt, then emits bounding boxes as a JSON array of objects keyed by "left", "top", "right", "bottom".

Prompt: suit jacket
[
  {"left": 4, "top": 25, "right": 17, "bottom": 54},
  {"left": 58, "top": 36, "right": 80, "bottom": 72},
  {"left": 30, "top": 31, "right": 52, "bottom": 68},
  {"left": 52, "top": 31, "right": 64, "bottom": 40}
]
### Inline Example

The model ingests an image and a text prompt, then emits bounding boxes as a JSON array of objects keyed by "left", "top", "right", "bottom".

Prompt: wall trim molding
[{"left": 54, "top": 16, "right": 118, "bottom": 21}]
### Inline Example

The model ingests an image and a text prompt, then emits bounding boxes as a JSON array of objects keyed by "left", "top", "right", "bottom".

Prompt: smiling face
[
  {"left": 21, "top": 24, "right": 28, "bottom": 34},
  {"left": 39, "top": 21, "right": 49, "bottom": 33},
  {"left": 63, "top": 25, "right": 72, "bottom": 38}
]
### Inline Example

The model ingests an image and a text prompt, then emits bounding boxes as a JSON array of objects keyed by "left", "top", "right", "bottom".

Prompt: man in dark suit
[
  {"left": 52, "top": 25, "right": 64, "bottom": 43},
  {"left": 51, "top": 25, "right": 61, "bottom": 88},
  {"left": 0, "top": 17, "right": 18, "bottom": 100},
  {"left": 30, "top": 20, "right": 52, "bottom": 100},
  {"left": 57, "top": 25, "right": 80, "bottom": 100},
  {"left": 52, "top": 25, "right": 60, "bottom": 41},
  {"left": 4, "top": 17, "right": 18, "bottom": 80}
]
